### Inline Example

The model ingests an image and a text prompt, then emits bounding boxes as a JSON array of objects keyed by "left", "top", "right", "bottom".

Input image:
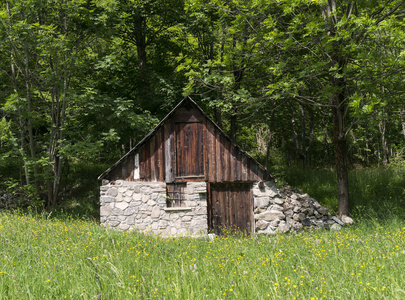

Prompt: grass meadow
[
  {"left": 1, "top": 166, "right": 405, "bottom": 299},
  {"left": 0, "top": 211, "right": 404, "bottom": 299}
]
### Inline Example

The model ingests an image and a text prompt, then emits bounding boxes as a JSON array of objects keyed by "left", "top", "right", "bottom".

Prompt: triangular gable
[{"left": 98, "top": 96, "right": 273, "bottom": 181}]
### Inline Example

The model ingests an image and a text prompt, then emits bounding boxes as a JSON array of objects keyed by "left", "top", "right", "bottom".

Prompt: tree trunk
[
  {"left": 265, "top": 130, "right": 273, "bottom": 171},
  {"left": 378, "top": 117, "right": 388, "bottom": 166},
  {"left": 332, "top": 104, "right": 350, "bottom": 217},
  {"left": 6, "top": 1, "right": 30, "bottom": 185},
  {"left": 300, "top": 104, "right": 307, "bottom": 165},
  {"left": 134, "top": 15, "right": 147, "bottom": 77},
  {"left": 290, "top": 105, "right": 300, "bottom": 164},
  {"left": 307, "top": 107, "right": 314, "bottom": 166},
  {"left": 230, "top": 115, "right": 237, "bottom": 142},
  {"left": 401, "top": 109, "right": 405, "bottom": 140},
  {"left": 322, "top": 115, "right": 329, "bottom": 164},
  {"left": 23, "top": 21, "right": 39, "bottom": 193}
]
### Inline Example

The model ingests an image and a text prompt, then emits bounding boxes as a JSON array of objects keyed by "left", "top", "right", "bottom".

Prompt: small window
[{"left": 166, "top": 183, "right": 187, "bottom": 207}]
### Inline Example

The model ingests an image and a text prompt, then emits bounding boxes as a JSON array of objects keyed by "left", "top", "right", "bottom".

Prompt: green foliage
[{"left": 1, "top": 0, "right": 405, "bottom": 212}]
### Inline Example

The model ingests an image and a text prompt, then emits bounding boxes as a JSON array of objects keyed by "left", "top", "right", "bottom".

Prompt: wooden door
[
  {"left": 208, "top": 183, "right": 253, "bottom": 235},
  {"left": 175, "top": 122, "right": 204, "bottom": 178}
]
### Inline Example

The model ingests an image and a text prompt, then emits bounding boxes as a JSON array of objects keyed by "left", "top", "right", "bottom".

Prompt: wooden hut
[{"left": 99, "top": 96, "right": 279, "bottom": 236}]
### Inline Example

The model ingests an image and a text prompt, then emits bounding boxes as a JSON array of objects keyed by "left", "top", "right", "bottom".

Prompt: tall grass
[
  {"left": 1, "top": 211, "right": 404, "bottom": 299},
  {"left": 282, "top": 166, "right": 405, "bottom": 220}
]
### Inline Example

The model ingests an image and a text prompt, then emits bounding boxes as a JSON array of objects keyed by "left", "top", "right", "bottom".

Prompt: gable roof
[{"left": 98, "top": 96, "right": 273, "bottom": 180}]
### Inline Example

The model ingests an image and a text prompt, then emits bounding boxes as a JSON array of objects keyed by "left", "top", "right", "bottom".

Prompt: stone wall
[
  {"left": 100, "top": 180, "right": 342, "bottom": 237},
  {"left": 252, "top": 181, "right": 340, "bottom": 234},
  {"left": 100, "top": 180, "right": 208, "bottom": 236}
]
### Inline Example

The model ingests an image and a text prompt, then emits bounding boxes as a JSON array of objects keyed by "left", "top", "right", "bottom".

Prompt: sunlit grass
[
  {"left": 283, "top": 166, "right": 405, "bottom": 220},
  {"left": 1, "top": 211, "right": 404, "bottom": 299}
]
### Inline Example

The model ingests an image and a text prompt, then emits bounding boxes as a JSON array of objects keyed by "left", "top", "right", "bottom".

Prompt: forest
[{"left": 1, "top": 0, "right": 404, "bottom": 216}]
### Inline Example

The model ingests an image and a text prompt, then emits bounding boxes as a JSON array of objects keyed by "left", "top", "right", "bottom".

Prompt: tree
[
  {"left": 266, "top": 0, "right": 405, "bottom": 216},
  {"left": 0, "top": 0, "right": 108, "bottom": 208}
]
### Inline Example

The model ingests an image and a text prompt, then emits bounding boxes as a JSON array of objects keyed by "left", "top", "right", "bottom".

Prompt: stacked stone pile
[
  {"left": 254, "top": 185, "right": 346, "bottom": 234},
  {"left": 0, "top": 191, "right": 31, "bottom": 209}
]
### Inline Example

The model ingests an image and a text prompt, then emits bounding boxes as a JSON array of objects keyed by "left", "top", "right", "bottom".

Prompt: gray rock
[
  {"left": 100, "top": 196, "right": 115, "bottom": 203},
  {"left": 283, "top": 202, "right": 293, "bottom": 210},
  {"left": 273, "top": 198, "right": 284, "bottom": 205},
  {"left": 254, "top": 197, "right": 271, "bottom": 208},
  {"left": 341, "top": 215, "right": 354, "bottom": 224},
  {"left": 317, "top": 206, "right": 329, "bottom": 216},
  {"left": 284, "top": 210, "right": 293, "bottom": 218},
  {"left": 269, "top": 204, "right": 284, "bottom": 211},
  {"left": 269, "top": 219, "right": 280, "bottom": 227},
  {"left": 151, "top": 206, "right": 161, "bottom": 218},
  {"left": 100, "top": 205, "right": 111, "bottom": 216},
  {"left": 278, "top": 223, "right": 291, "bottom": 233},
  {"left": 115, "top": 202, "right": 128, "bottom": 210},
  {"left": 107, "top": 188, "right": 118, "bottom": 197},
  {"left": 256, "top": 220, "right": 269, "bottom": 230},
  {"left": 124, "top": 208, "right": 136, "bottom": 216},
  {"left": 331, "top": 216, "right": 344, "bottom": 225},
  {"left": 330, "top": 224, "right": 342, "bottom": 231},
  {"left": 256, "top": 210, "right": 285, "bottom": 221},
  {"left": 302, "top": 218, "right": 311, "bottom": 226},
  {"left": 292, "top": 222, "right": 303, "bottom": 230}
]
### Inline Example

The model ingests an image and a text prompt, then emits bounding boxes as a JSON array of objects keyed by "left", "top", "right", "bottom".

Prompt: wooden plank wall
[
  {"left": 107, "top": 106, "right": 267, "bottom": 183},
  {"left": 208, "top": 183, "right": 253, "bottom": 234},
  {"left": 205, "top": 121, "right": 264, "bottom": 183}
]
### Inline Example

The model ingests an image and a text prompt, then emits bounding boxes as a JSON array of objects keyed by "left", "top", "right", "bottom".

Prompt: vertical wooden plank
[
  {"left": 198, "top": 123, "right": 204, "bottom": 175},
  {"left": 192, "top": 124, "right": 197, "bottom": 175},
  {"left": 208, "top": 122, "right": 216, "bottom": 182},
  {"left": 139, "top": 146, "right": 144, "bottom": 180},
  {"left": 134, "top": 152, "right": 140, "bottom": 180},
  {"left": 246, "top": 158, "right": 253, "bottom": 181},
  {"left": 214, "top": 187, "right": 221, "bottom": 235},
  {"left": 159, "top": 127, "right": 165, "bottom": 182},
  {"left": 216, "top": 129, "right": 222, "bottom": 182},
  {"left": 257, "top": 167, "right": 264, "bottom": 182},
  {"left": 203, "top": 119, "right": 209, "bottom": 181},
  {"left": 154, "top": 129, "right": 161, "bottom": 181},
  {"left": 221, "top": 187, "right": 227, "bottom": 230},
  {"left": 150, "top": 135, "right": 156, "bottom": 181},
  {"left": 241, "top": 154, "right": 248, "bottom": 181},
  {"left": 234, "top": 148, "right": 241, "bottom": 181},
  {"left": 121, "top": 158, "right": 127, "bottom": 179},
  {"left": 175, "top": 123, "right": 181, "bottom": 176},
  {"left": 229, "top": 187, "right": 235, "bottom": 230},
  {"left": 144, "top": 142, "right": 151, "bottom": 181},
  {"left": 164, "top": 121, "right": 173, "bottom": 182},
  {"left": 223, "top": 138, "right": 229, "bottom": 182},
  {"left": 171, "top": 120, "right": 176, "bottom": 179},
  {"left": 128, "top": 155, "right": 134, "bottom": 181},
  {"left": 250, "top": 159, "right": 258, "bottom": 181},
  {"left": 239, "top": 186, "right": 245, "bottom": 232},
  {"left": 190, "top": 123, "right": 195, "bottom": 175},
  {"left": 230, "top": 147, "right": 235, "bottom": 182},
  {"left": 182, "top": 123, "right": 188, "bottom": 176},
  {"left": 155, "top": 127, "right": 164, "bottom": 181}
]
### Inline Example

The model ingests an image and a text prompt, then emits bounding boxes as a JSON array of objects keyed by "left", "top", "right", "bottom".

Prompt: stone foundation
[
  {"left": 100, "top": 180, "right": 207, "bottom": 236},
  {"left": 100, "top": 180, "right": 340, "bottom": 236}
]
